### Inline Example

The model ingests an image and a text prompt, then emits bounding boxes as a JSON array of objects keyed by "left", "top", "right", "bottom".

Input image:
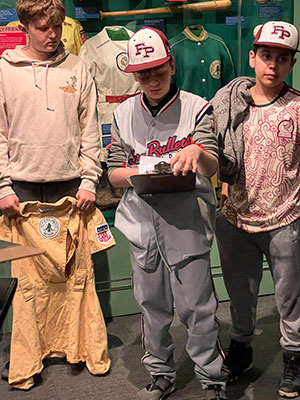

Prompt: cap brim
[
  {"left": 253, "top": 41, "right": 299, "bottom": 52},
  {"left": 124, "top": 55, "right": 171, "bottom": 73}
]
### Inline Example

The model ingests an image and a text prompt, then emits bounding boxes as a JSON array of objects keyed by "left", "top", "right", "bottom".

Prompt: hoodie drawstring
[
  {"left": 32, "top": 62, "right": 41, "bottom": 90},
  {"left": 31, "top": 62, "right": 54, "bottom": 112},
  {"left": 45, "top": 64, "right": 54, "bottom": 112}
]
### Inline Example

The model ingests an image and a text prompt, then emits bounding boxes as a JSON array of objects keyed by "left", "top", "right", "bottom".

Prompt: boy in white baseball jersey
[
  {"left": 107, "top": 27, "right": 227, "bottom": 400},
  {"left": 211, "top": 21, "right": 300, "bottom": 398},
  {"left": 0, "top": 0, "right": 111, "bottom": 389}
]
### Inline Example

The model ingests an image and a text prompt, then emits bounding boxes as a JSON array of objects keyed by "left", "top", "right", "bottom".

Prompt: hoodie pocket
[{"left": 16, "top": 144, "right": 80, "bottom": 176}]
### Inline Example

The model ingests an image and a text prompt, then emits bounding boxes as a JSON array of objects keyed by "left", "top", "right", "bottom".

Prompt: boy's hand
[
  {"left": 76, "top": 189, "right": 96, "bottom": 211},
  {"left": 0, "top": 194, "right": 20, "bottom": 216},
  {"left": 170, "top": 144, "right": 201, "bottom": 176}
]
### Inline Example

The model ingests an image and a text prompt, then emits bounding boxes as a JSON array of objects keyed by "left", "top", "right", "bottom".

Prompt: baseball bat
[{"left": 99, "top": 0, "right": 232, "bottom": 19}]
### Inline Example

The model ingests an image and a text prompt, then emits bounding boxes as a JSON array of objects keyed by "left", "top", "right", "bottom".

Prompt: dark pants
[{"left": 12, "top": 178, "right": 81, "bottom": 203}]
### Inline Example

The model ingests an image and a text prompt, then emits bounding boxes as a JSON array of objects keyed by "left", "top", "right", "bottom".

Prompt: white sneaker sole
[{"left": 278, "top": 388, "right": 300, "bottom": 398}]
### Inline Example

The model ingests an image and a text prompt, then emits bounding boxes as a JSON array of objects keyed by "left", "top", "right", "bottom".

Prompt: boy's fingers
[
  {"left": 170, "top": 153, "right": 179, "bottom": 168},
  {"left": 77, "top": 198, "right": 93, "bottom": 211},
  {"left": 192, "top": 159, "right": 198, "bottom": 173},
  {"left": 173, "top": 159, "right": 184, "bottom": 175}
]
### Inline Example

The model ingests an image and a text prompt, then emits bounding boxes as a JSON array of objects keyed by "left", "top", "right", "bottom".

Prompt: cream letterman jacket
[{"left": 0, "top": 197, "right": 114, "bottom": 389}]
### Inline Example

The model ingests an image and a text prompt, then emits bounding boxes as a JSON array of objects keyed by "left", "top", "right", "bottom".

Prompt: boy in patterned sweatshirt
[{"left": 212, "top": 21, "right": 300, "bottom": 398}]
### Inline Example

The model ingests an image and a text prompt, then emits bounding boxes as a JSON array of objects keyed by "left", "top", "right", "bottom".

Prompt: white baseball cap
[
  {"left": 253, "top": 21, "right": 299, "bottom": 52},
  {"left": 124, "top": 27, "right": 171, "bottom": 73}
]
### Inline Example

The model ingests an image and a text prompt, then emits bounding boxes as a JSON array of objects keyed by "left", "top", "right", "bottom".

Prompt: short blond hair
[{"left": 16, "top": 0, "right": 65, "bottom": 26}]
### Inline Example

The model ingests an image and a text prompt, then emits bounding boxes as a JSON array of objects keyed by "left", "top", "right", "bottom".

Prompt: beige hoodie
[{"left": 0, "top": 43, "right": 101, "bottom": 199}]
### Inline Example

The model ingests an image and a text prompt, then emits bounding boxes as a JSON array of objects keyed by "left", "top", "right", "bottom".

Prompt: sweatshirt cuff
[
  {"left": 79, "top": 178, "right": 97, "bottom": 194},
  {"left": 0, "top": 185, "right": 15, "bottom": 200}
]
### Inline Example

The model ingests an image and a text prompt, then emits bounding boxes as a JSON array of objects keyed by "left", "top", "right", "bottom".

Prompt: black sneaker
[
  {"left": 278, "top": 351, "right": 300, "bottom": 398},
  {"left": 224, "top": 339, "right": 253, "bottom": 383},
  {"left": 137, "top": 376, "right": 176, "bottom": 400},
  {"left": 205, "top": 384, "right": 227, "bottom": 400}
]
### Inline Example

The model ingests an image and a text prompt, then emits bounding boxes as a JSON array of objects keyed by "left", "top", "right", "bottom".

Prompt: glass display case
[{"left": 0, "top": 0, "right": 297, "bottom": 322}]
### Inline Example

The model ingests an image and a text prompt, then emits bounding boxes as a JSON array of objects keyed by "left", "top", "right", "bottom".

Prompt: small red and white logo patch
[
  {"left": 97, "top": 231, "right": 112, "bottom": 243},
  {"left": 95, "top": 224, "right": 112, "bottom": 243},
  {"left": 80, "top": 29, "right": 88, "bottom": 44}
]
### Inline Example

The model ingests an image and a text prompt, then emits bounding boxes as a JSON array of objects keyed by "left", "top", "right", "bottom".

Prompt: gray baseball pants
[
  {"left": 216, "top": 212, "right": 300, "bottom": 352},
  {"left": 131, "top": 247, "right": 227, "bottom": 389}
]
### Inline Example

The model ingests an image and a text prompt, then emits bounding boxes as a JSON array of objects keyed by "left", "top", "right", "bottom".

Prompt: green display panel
[{"left": 293, "top": 0, "right": 300, "bottom": 90}]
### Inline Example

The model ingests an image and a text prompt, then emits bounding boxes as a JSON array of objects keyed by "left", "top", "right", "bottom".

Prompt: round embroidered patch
[
  {"left": 116, "top": 52, "right": 129, "bottom": 71},
  {"left": 38, "top": 217, "right": 60, "bottom": 239},
  {"left": 209, "top": 60, "right": 221, "bottom": 79}
]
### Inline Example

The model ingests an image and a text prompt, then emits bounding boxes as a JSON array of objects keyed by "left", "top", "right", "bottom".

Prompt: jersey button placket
[{"left": 149, "top": 120, "right": 156, "bottom": 141}]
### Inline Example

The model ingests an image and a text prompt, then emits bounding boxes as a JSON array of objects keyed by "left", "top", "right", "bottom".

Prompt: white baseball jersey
[
  {"left": 108, "top": 89, "right": 218, "bottom": 269},
  {"left": 79, "top": 26, "right": 140, "bottom": 160},
  {"left": 0, "top": 197, "right": 114, "bottom": 389}
]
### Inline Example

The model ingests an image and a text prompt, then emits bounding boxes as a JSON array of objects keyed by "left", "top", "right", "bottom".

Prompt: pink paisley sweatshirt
[{"left": 0, "top": 43, "right": 101, "bottom": 199}]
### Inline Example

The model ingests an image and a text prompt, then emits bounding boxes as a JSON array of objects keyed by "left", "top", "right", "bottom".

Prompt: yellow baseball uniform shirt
[{"left": 0, "top": 197, "right": 114, "bottom": 389}]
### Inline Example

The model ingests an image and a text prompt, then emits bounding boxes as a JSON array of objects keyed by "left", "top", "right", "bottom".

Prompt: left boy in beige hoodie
[
  {"left": 0, "top": 0, "right": 112, "bottom": 390},
  {"left": 0, "top": 0, "right": 100, "bottom": 212}
]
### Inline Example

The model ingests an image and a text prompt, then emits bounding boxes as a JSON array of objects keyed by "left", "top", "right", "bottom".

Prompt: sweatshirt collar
[{"left": 1, "top": 42, "right": 69, "bottom": 65}]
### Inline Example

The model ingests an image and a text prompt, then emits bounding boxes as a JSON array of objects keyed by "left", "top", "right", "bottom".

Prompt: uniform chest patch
[
  {"left": 116, "top": 52, "right": 129, "bottom": 71},
  {"left": 209, "top": 60, "right": 221, "bottom": 79},
  {"left": 38, "top": 217, "right": 60, "bottom": 239},
  {"left": 95, "top": 224, "right": 112, "bottom": 243}
]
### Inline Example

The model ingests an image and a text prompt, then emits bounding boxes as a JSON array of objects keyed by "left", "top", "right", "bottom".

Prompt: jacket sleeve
[
  {"left": 210, "top": 77, "right": 255, "bottom": 183},
  {"left": 77, "top": 63, "right": 102, "bottom": 193},
  {"left": 192, "top": 104, "right": 218, "bottom": 161},
  {"left": 0, "top": 65, "right": 14, "bottom": 200}
]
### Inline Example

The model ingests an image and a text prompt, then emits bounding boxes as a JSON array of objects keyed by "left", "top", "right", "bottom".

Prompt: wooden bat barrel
[{"left": 99, "top": 0, "right": 232, "bottom": 19}]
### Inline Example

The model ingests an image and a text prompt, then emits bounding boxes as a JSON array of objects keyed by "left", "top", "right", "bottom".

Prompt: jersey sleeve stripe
[
  {"left": 113, "top": 113, "right": 119, "bottom": 130},
  {"left": 195, "top": 102, "right": 212, "bottom": 126}
]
